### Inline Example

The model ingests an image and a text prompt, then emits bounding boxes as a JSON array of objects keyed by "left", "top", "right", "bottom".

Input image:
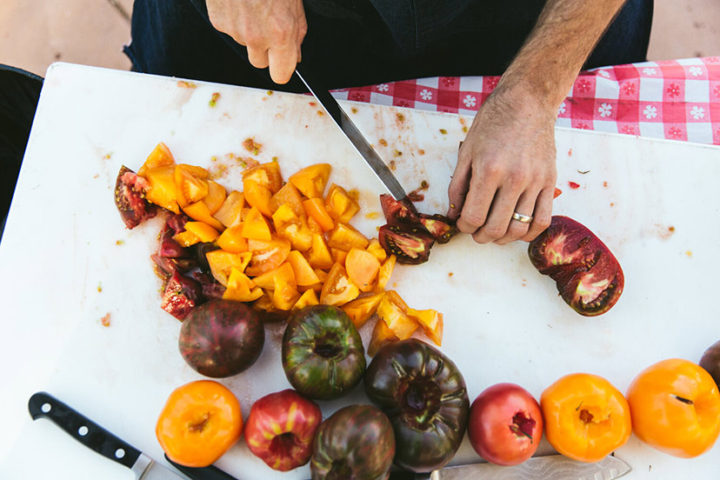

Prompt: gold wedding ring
[{"left": 512, "top": 211, "right": 533, "bottom": 224}]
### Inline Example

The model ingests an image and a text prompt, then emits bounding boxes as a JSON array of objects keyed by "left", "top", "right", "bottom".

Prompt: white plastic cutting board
[{"left": 1, "top": 63, "right": 719, "bottom": 479}]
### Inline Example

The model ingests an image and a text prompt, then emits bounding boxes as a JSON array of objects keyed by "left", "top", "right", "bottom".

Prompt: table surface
[{"left": 1, "top": 63, "right": 720, "bottom": 479}]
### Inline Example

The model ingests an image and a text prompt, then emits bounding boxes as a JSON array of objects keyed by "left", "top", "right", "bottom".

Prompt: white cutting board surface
[{"left": 1, "top": 63, "right": 719, "bottom": 479}]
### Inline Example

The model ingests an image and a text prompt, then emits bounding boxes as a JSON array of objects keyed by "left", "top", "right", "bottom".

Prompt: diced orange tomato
[
  {"left": 288, "top": 163, "right": 331, "bottom": 198},
  {"left": 408, "top": 308, "right": 443, "bottom": 346},
  {"left": 223, "top": 268, "right": 263, "bottom": 302},
  {"left": 173, "top": 230, "right": 200, "bottom": 247},
  {"left": 240, "top": 207, "right": 272, "bottom": 241},
  {"left": 327, "top": 223, "right": 369, "bottom": 250},
  {"left": 320, "top": 263, "right": 360, "bottom": 306},
  {"left": 286, "top": 251, "right": 321, "bottom": 286},
  {"left": 213, "top": 191, "right": 245, "bottom": 228},
  {"left": 243, "top": 179, "right": 273, "bottom": 218},
  {"left": 376, "top": 255, "right": 396, "bottom": 291},
  {"left": 377, "top": 291, "right": 417, "bottom": 340},
  {"left": 145, "top": 165, "right": 180, "bottom": 214},
  {"left": 366, "top": 238, "right": 387, "bottom": 263},
  {"left": 253, "top": 294, "right": 275, "bottom": 313},
  {"left": 303, "top": 198, "right": 334, "bottom": 232},
  {"left": 139, "top": 142, "right": 175, "bottom": 177},
  {"left": 270, "top": 182, "right": 305, "bottom": 217},
  {"left": 272, "top": 204, "right": 312, "bottom": 251},
  {"left": 174, "top": 165, "right": 209, "bottom": 208},
  {"left": 203, "top": 181, "right": 227, "bottom": 214},
  {"left": 368, "top": 317, "right": 399, "bottom": 357},
  {"left": 206, "top": 251, "right": 252, "bottom": 286},
  {"left": 293, "top": 289, "right": 319, "bottom": 310},
  {"left": 345, "top": 248, "right": 380, "bottom": 292},
  {"left": 306, "top": 216, "right": 323, "bottom": 234},
  {"left": 242, "top": 161, "right": 283, "bottom": 194},
  {"left": 245, "top": 239, "right": 291, "bottom": 276},
  {"left": 182, "top": 201, "right": 225, "bottom": 231},
  {"left": 325, "top": 184, "right": 360, "bottom": 223},
  {"left": 331, "top": 248, "right": 348, "bottom": 265},
  {"left": 252, "top": 262, "right": 295, "bottom": 290},
  {"left": 306, "top": 234, "right": 333, "bottom": 270},
  {"left": 184, "top": 221, "right": 220, "bottom": 243},
  {"left": 273, "top": 268, "right": 300, "bottom": 310},
  {"left": 272, "top": 204, "right": 301, "bottom": 232},
  {"left": 216, "top": 225, "right": 248, "bottom": 253},
  {"left": 342, "top": 293, "right": 384, "bottom": 329}
]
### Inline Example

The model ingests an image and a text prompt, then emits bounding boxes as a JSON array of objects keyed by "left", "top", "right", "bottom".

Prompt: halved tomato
[{"left": 378, "top": 224, "right": 435, "bottom": 265}]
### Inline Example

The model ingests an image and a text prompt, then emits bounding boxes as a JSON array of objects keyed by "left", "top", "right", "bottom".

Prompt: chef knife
[
  {"left": 168, "top": 452, "right": 630, "bottom": 480},
  {"left": 29, "top": 391, "right": 213, "bottom": 480},
  {"left": 294, "top": 65, "right": 407, "bottom": 200}
]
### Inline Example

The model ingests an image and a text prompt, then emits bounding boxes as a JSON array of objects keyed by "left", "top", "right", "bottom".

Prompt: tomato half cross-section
[
  {"left": 541, "top": 373, "right": 631, "bottom": 462},
  {"left": 627, "top": 358, "right": 720, "bottom": 458}
]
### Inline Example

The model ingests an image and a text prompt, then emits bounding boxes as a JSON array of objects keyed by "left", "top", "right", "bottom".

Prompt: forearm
[{"left": 498, "top": 0, "right": 628, "bottom": 110}]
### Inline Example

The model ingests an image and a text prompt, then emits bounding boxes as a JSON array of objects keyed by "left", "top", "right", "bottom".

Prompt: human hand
[
  {"left": 207, "top": 0, "right": 307, "bottom": 84},
  {"left": 447, "top": 85, "right": 558, "bottom": 244}
]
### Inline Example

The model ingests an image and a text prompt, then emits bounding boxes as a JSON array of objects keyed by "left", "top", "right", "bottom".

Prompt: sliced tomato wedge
[
  {"left": 246, "top": 239, "right": 292, "bottom": 276},
  {"left": 378, "top": 224, "right": 435, "bottom": 265}
]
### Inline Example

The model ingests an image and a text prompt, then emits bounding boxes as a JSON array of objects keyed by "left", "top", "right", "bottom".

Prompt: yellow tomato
[{"left": 541, "top": 373, "right": 631, "bottom": 462}]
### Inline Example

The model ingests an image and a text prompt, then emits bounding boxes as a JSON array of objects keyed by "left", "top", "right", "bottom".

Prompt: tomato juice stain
[{"left": 568, "top": 181, "right": 580, "bottom": 189}]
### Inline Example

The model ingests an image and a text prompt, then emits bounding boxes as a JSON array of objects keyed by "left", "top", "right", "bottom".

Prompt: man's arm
[{"left": 447, "top": 0, "right": 628, "bottom": 244}]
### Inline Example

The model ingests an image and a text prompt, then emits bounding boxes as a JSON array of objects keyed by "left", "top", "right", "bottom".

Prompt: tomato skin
[
  {"left": 627, "top": 358, "right": 720, "bottom": 458},
  {"left": 541, "top": 373, "right": 631, "bottom": 463},
  {"left": 244, "top": 390, "right": 322, "bottom": 471},
  {"left": 468, "top": 383, "right": 543, "bottom": 466}
]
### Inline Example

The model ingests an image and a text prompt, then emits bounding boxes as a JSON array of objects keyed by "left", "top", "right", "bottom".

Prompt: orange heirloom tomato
[
  {"left": 541, "top": 373, "right": 631, "bottom": 462},
  {"left": 156, "top": 380, "right": 243, "bottom": 467},
  {"left": 627, "top": 358, "right": 720, "bottom": 458}
]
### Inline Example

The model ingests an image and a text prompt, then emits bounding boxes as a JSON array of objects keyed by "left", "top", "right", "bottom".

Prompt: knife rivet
[
  {"left": 41, "top": 403, "right": 52, "bottom": 413},
  {"left": 115, "top": 448, "right": 125, "bottom": 459},
  {"left": 78, "top": 426, "right": 89, "bottom": 436}
]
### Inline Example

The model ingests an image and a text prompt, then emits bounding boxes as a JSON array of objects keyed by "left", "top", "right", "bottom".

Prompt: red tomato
[
  {"left": 468, "top": 383, "right": 544, "bottom": 466},
  {"left": 244, "top": 389, "right": 322, "bottom": 471}
]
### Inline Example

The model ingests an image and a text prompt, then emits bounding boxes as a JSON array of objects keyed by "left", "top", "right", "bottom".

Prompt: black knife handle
[
  {"left": 165, "top": 454, "right": 239, "bottom": 480},
  {"left": 28, "top": 392, "right": 141, "bottom": 470}
]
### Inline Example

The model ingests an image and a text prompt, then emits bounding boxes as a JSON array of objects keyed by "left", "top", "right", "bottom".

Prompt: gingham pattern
[{"left": 331, "top": 57, "right": 720, "bottom": 146}]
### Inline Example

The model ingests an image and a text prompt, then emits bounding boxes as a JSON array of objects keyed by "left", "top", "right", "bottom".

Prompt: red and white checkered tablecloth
[{"left": 331, "top": 57, "right": 720, "bottom": 146}]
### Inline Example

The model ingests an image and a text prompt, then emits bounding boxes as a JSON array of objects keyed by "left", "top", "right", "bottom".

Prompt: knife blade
[
  {"left": 294, "top": 66, "right": 407, "bottom": 200},
  {"left": 392, "top": 454, "right": 632, "bottom": 480},
  {"left": 28, "top": 391, "right": 187, "bottom": 480}
]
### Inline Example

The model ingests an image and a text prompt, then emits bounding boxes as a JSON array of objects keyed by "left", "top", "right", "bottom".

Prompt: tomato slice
[{"left": 319, "top": 263, "right": 360, "bottom": 306}]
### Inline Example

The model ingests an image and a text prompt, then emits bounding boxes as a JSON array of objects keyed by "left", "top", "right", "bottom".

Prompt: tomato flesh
[
  {"left": 114, "top": 166, "right": 157, "bottom": 229},
  {"left": 378, "top": 224, "right": 434, "bottom": 265}
]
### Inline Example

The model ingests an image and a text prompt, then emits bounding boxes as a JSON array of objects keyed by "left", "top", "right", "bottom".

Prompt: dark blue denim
[{"left": 125, "top": 0, "right": 653, "bottom": 92}]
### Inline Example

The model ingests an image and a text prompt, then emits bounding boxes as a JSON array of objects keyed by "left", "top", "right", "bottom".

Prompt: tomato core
[
  {"left": 314, "top": 335, "right": 342, "bottom": 358},
  {"left": 188, "top": 413, "right": 210, "bottom": 433},
  {"left": 402, "top": 380, "right": 441, "bottom": 427},
  {"left": 579, "top": 409, "right": 594, "bottom": 423},
  {"left": 509, "top": 412, "right": 536, "bottom": 440},
  {"left": 327, "top": 460, "right": 352, "bottom": 480},
  {"left": 270, "top": 432, "right": 299, "bottom": 456}
]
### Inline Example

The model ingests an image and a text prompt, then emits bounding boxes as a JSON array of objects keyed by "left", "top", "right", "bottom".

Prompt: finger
[
  {"left": 447, "top": 149, "right": 471, "bottom": 220},
  {"left": 456, "top": 160, "right": 502, "bottom": 233},
  {"left": 521, "top": 187, "right": 554, "bottom": 242},
  {"left": 247, "top": 46, "right": 269, "bottom": 69},
  {"left": 268, "top": 46, "right": 298, "bottom": 84},
  {"left": 472, "top": 186, "right": 521, "bottom": 244},
  {"left": 494, "top": 189, "right": 538, "bottom": 245}
]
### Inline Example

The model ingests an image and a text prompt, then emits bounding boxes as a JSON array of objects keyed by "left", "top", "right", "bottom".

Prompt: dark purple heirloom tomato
[
  {"left": 179, "top": 299, "right": 265, "bottom": 378},
  {"left": 364, "top": 339, "right": 469, "bottom": 473},
  {"left": 700, "top": 340, "right": 720, "bottom": 387},
  {"left": 282, "top": 305, "right": 365, "bottom": 400},
  {"left": 310, "top": 405, "right": 395, "bottom": 480}
]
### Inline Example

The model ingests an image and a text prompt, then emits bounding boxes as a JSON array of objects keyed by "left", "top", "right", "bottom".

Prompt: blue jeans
[{"left": 125, "top": 0, "right": 653, "bottom": 92}]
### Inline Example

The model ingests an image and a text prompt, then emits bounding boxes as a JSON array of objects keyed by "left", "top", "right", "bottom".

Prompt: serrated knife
[
  {"left": 294, "top": 65, "right": 407, "bottom": 200},
  {"left": 27, "top": 392, "right": 231, "bottom": 480}
]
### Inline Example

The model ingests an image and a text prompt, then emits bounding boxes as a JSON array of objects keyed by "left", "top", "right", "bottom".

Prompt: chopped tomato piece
[
  {"left": 303, "top": 198, "right": 335, "bottom": 232},
  {"left": 319, "top": 263, "right": 360, "bottom": 306},
  {"left": 288, "top": 163, "right": 331, "bottom": 198},
  {"left": 139, "top": 142, "right": 175, "bottom": 177},
  {"left": 287, "top": 250, "right": 321, "bottom": 286},
  {"left": 245, "top": 238, "right": 291, "bottom": 276},
  {"left": 366, "top": 238, "right": 387, "bottom": 263},
  {"left": 240, "top": 207, "right": 272, "bottom": 241},
  {"left": 213, "top": 191, "right": 245, "bottom": 227},
  {"left": 222, "top": 268, "right": 262, "bottom": 302},
  {"left": 325, "top": 184, "right": 360, "bottom": 224},
  {"left": 216, "top": 225, "right": 248, "bottom": 253},
  {"left": 242, "top": 161, "right": 283, "bottom": 194},
  {"left": 377, "top": 291, "right": 417, "bottom": 340},
  {"left": 331, "top": 248, "right": 348, "bottom": 265},
  {"left": 327, "top": 223, "right": 369, "bottom": 250},
  {"left": 203, "top": 180, "right": 227, "bottom": 214},
  {"left": 306, "top": 233, "right": 333, "bottom": 270},
  {"left": 243, "top": 178, "right": 273, "bottom": 217},
  {"left": 174, "top": 165, "right": 209, "bottom": 208},
  {"left": 376, "top": 255, "right": 396, "bottom": 291},
  {"left": 145, "top": 165, "right": 180, "bottom": 214},
  {"left": 345, "top": 248, "right": 380, "bottom": 292},
  {"left": 306, "top": 216, "right": 323, "bottom": 234},
  {"left": 183, "top": 221, "right": 219, "bottom": 243},
  {"left": 252, "top": 262, "right": 295, "bottom": 289},
  {"left": 182, "top": 201, "right": 225, "bottom": 231},
  {"left": 342, "top": 292, "right": 384, "bottom": 329},
  {"left": 368, "top": 317, "right": 399, "bottom": 357},
  {"left": 173, "top": 230, "right": 200, "bottom": 247},
  {"left": 206, "top": 250, "right": 252, "bottom": 286},
  {"left": 273, "top": 269, "right": 300, "bottom": 310},
  {"left": 408, "top": 308, "right": 443, "bottom": 346},
  {"left": 270, "top": 182, "right": 305, "bottom": 217},
  {"left": 293, "top": 289, "right": 319, "bottom": 310}
]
